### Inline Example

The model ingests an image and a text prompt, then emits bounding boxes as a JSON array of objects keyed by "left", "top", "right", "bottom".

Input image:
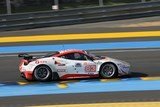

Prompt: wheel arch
[
  {"left": 33, "top": 64, "right": 52, "bottom": 72},
  {"left": 33, "top": 64, "right": 59, "bottom": 81},
  {"left": 99, "top": 62, "right": 119, "bottom": 78},
  {"left": 33, "top": 64, "right": 52, "bottom": 79},
  {"left": 99, "top": 62, "right": 118, "bottom": 73}
]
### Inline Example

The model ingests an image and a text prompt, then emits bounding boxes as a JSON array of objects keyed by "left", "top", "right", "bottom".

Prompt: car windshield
[{"left": 87, "top": 52, "right": 104, "bottom": 60}]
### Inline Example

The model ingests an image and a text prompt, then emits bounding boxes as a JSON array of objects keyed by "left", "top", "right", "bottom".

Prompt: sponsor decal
[
  {"left": 57, "top": 69, "right": 66, "bottom": 72},
  {"left": 75, "top": 63, "right": 82, "bottom": 67},
  {"left": 56, "top": 61, "right": 67, "bottom": 72},
  {"left": 57, "top": 64, "right": 66, "bottom": 66},
  {"left": 35, "top": 60, "right": 47, "bottom": 64},
  {"left": 55, "top": 61, "right": 66, "bottom": 66},
  {"left": 85, "top": 65, "right": 96, "bottom": 72},
  {"left": 87, "top": 73, "right": 95, "bottom": 75}
]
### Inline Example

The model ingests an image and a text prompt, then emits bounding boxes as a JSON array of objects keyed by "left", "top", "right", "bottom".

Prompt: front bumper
[{"left": 117, "top": 63, "right": 130, "bottom": 75}]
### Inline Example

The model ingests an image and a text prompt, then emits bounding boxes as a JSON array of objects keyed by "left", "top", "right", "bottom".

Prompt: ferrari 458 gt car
[{"left": 18, "top": 49, "right": 130, "bottom": 81}]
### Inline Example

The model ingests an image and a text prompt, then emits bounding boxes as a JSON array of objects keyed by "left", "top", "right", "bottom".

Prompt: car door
[
  {"left": 54, "top": 56, "right": 80, "bottom": 79},
  {"left": 58, "top": 53, "right": 77, "bottom": 74},
  {"left": 73, "top": 53, "right": 97, "bottom": 75},
  {"left": 59, "top": 52, "right": 97, "bottom": 76},
  {"left": 54, "top": 57, "right": 71, "bottom": 73}
]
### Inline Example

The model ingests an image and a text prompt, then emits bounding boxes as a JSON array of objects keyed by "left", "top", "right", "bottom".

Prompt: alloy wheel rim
[
  {"left": 36, "top": 67, "right": 50, "bottom": 80},
  {"left": 102, "top": 65, "right": 115, "bottom": 77}
]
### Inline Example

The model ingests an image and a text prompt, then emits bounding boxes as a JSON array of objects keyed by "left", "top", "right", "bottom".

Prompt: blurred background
[{"left": 0, "top": 0, "right": 158, "bottom": 15}]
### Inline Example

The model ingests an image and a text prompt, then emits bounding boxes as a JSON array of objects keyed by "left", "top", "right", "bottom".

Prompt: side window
[
  {"left": 61, "top": 53, "right": 74, "bottom": 60},
  {"left": 74, "top": 53, "right": 86, "bottom": 60},
  {"left": 60, "top": 52, "right": 89, "bottom": 61}
]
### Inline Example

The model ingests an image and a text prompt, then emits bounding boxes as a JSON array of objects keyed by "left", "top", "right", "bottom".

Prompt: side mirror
[{"left": 87, "top": 57, "right": 94, "bottom": 61}]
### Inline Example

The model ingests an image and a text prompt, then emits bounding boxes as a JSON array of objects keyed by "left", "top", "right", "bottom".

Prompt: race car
[{"left": 18, "top": 49, "right": 130, "bottom": 81}]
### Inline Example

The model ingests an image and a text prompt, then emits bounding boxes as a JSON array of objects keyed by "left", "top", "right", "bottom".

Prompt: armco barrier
[
  {"left": 0, "top": 1, "right": 160, "bottom": 21},
  {"left": 0, "top": 10, "right": 159, "bottom": 31},
  {"left": 0, "top": 4, "right": 159, "bottom": 25},
  {"left": 0, "top": 1, "right": 160, "bottom": 31}
]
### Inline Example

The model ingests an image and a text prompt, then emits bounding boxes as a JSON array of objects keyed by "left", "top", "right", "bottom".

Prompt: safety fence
[{"left": 0, "top": 1, "right": 160, "bottom": 31}]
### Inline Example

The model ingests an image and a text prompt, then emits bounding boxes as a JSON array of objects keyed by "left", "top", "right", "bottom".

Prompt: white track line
[
  {"left": 90, "top": 48, "right": 160, "bottom": 53},
  {"left": 0, "top": 53, "right": 45, "bottom": 57},
  {"left": 0, "top": 48, "right": 160, "bottom": 57}
]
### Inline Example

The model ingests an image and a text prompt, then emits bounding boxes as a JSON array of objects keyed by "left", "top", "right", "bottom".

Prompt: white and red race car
[{"left": 18, "top": 49, "right": 130, "bottom": 81}]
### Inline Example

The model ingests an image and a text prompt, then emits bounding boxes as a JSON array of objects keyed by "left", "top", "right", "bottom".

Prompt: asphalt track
[
  {"left": 0, "top": 49, "right": 160, "bottom": 106},
  {"left": 0, "top": 49, "right": 160, "bottom": 82},
  {"left": 0, "top": 16, "right": 160, "bottom": 107},
  {"left": 0, "top": 91, "right": 160, "bottom": 107}
]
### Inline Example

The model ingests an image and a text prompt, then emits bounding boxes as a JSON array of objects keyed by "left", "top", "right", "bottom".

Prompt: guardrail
[{"left": 0, "top": 1, "right": 160, "bottom": 31}]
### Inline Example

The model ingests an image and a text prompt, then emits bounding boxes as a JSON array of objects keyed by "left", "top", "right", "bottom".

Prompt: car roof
[{"left": 54, "top": 49, "right": 87, "bottom": 57}]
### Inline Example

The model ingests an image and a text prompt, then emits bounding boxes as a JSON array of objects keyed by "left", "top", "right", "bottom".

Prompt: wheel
[
  {"left": 52, "top": 72, "right": 60, "bottom": 81},
  {"left": 33, "top": 65, "right": 52, "bottom": 81},
  {"left": 100, "top": 63, "right": 118, "bottom": 78}
]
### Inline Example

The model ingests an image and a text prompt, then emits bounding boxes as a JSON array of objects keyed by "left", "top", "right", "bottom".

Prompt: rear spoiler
[{"left": 18, "top": 53, "right": 33, "bottom": 60}]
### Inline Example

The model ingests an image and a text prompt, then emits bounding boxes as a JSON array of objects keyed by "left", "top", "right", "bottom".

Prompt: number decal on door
[{"left": 85, "top": 65, "right": 96, "bottom": 72}]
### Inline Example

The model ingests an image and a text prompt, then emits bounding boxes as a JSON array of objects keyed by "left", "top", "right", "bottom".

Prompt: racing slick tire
[
  {"left": 100, "top": 63, "right": 118, "bottom": 78},
  {"left": 52, "top": 72, "right": 60, "bottom": 81},
  {"left": 33, "top": 65, "right": 52, "bottom": 81}
]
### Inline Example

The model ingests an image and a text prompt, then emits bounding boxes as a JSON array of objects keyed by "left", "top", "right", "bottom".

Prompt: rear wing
[{"left": 18, "top": 53, "right": 33, "bottom": 60}]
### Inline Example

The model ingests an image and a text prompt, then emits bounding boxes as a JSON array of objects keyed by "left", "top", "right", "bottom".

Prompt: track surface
[
  {"left": 0, "top": 16, "right": 160, "bottom": 107},
  {"left": 0, "top": 49, "right": 160, "bottom": 106},
  {"left": 0, "top": 49, "right": 160, "bottom": 82},
  {"left": 0, "top": 91, "right": 160, "bottom": 107}
]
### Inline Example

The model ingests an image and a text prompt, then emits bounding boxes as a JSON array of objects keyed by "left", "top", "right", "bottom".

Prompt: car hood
[{"left": 94, "top": 56, "right": 130, "bottom": 66}]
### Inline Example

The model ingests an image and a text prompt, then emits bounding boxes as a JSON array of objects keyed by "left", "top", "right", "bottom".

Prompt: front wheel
[
  {"left": 33, "top": 65, "right": 52, "bottom": 81},
  {"left": 100, "top": 63, "right": 118, "bottom": 78}
]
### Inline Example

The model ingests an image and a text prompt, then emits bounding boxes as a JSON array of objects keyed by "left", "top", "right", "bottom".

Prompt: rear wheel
[
  {"left": 33, "top": 65, "right": 52, "bottom": 81},
  {"left": 100, "top": 63, "right": 118, "bottom": 78}
]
